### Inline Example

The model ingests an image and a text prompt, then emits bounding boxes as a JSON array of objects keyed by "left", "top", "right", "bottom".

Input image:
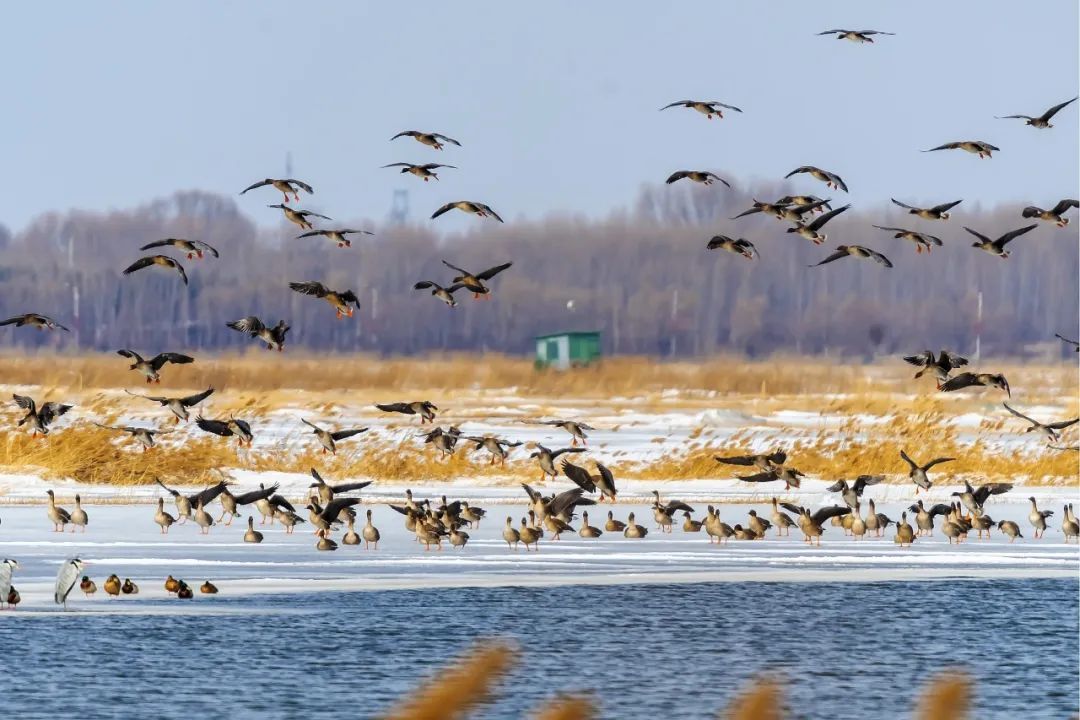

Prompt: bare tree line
[{"left": 0, "top": 184, "right": 1075, "bottom": 358}]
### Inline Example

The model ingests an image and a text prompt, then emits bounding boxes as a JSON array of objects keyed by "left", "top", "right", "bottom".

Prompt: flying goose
[
  {"left": 196, "top": 416, "right": 254, "bottom": 446},
  {"left": 706, "top": 235, "right": 757, "bottom": 259},
  {"left": 308, "top": 468, "right": 372, "bottom": 504},
  {"left": 924, "top": 141, "right": 999, "bottom": 158},
  {"left": 810, "top": 245, "right": 893, "bottom": 268},
  {"left": 268, "top": 204, "right": 331, "bottom": 230},
  {"left": 665, "top": 170, "right": 731, "bottom": 187},
  {"left": 431, "top": 201, "right": 504, "bottom": 223},
  {"left": 899, "top": 449, "right": 955, "bottom": 493},
  {"left": 419, "top": 425, "right": 462, "bottom": 458},
  {"left": 902, "top": 350, "right": 968, "bottom": 387},
  {"left": 1002, "top": 403, "right": 1078, "bottom": 442},
  {"left": 466, "top": 435, "right": 523, "bottom": 465},
  {"left": 784, "top": 166, "right": 848, "bottom": 192},
  {"left": 0, "top": 313, "right": 69, "bottom": 331},
  {"left": 730, "top": 199, "right": 793, "bottom": 220},
  {"left": 12, "top": 394, "right": 72, "bottom": 437},
  {"left": 95, "top": 423, "right": 169, "bottom": 451},
  {"left": 301, "top": 418, "right": 368, "bottom": 455},
  {"left": 125, "top": 387, "right": 213, "bottom": 423},
  {"left": 951, "top": 480, "right": 1013, "bottom": 516},
  {"left": 1055, "top": 333, "right": 1080, "bottom": 352},
  {"left": 826, "top": 475, "right": 884, "bottom": 509},
  {"left": 440, "top": 260, "right": 512, "bottom": 298},
  {"left": 241, "top": 178, "right": 314, "bottom": 203},
  {"left": 376, "top": 400, "right": 438, "bottom": 424},
  {"left": 872, "top": 225, "right": 943, "bottom": 253},
  {"left": 965, "top": 224, "right": 1038, "bottom": 258},
  {"left": 139, "top": 238, "right": 219, "bottom": 260},
  {"left": 390, "top": 130, "right": 461, "bottom": 150},
  {"left": 536, "top": 419, "right": 594, "bottom": 446},
  {"left": 55, "top": 558, "right": 85, "bottom": 609},
  {"left": 772, "top": 198, "right": 833, "bottom": 223},
  {"left": 787, "top": 203, "right": 850, "bottom": 244},
  {"left": 736, "top": 467, "right": 805, "bottom": 490},
  {"left": 556, "top": 461, "right": 618, "bottom": 502},
  {"left": 1022, "top": 199, "right": 1078, "bottom": 227},
  {"left": 288, "top": 281, "right": 360, "bottom": 318},
  {"left": 529, "top": 444, "right": 586, "bottom": 481},
  {"left": 116, "top": 349, "right": 194, "bottom": 384},
  {"left": 715, "top": 451, "right": 787, "bottom": 473},
  {"left": 295, "top": 228, "right": 373, "bottom": 248},
  {"left": 413, "top": 280, "right": 466, "bottom": 307},
  {"left": 123, "top": 255, "right": 188, "bottom": 285},
  {"left": 890, "top": 198, "right": 962, "bottom": 221},
  {"left": 659, "top": 100, "right": 742, "bottom": 119},
  {"left": 996, "top": 96, "right": 1078, "bottom": 128},
  {"left": 817, "top": 29, "right": 894, "bottom": 43},
  {"left": 940, "top": 372, "right": 1010, "bottom": 397},
  {"left": 381, "top": 162, "right": 456, "bottom": 181},
  {"left": 226, "top": 316, "right": 290, "bottom": 352}
]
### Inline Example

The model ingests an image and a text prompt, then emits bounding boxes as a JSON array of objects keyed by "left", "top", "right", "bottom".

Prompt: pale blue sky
[{"left": 3, "top": 1, "right": 1077, "bottom": 231}]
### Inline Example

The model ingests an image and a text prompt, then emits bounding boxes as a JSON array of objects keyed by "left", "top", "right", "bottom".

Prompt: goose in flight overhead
[
  {"left": 381, "top": 162, "right": 457, "bottom": 181},
  {"left": 817, "top": 29, "right": 894, "bottom": 43},
  {"left": 116, "top": 349, "right": 193, "bottom": 384},
  {"left": 965, "top": 224, "right": 1038, "bottom": 258},
  {"left": 226, "top": 317, "right": 290, "bottom": 352},
  {"left": 809, "top": 245, "right": 892, "bottom": 268},
  {"left": 413, "top": 280, "right": 466, "bottom": 307},
  {"left": 1002, "top": 403, "right": 1079, "bottom": 442},
  {"left": 390, "top": 130, "right": 461, "bottom": 150},
  {"left": 872, "top": 225, "right": 944, "bottom": 254},
  {"left": 376, "top": 400, "right": 438, "bottom": 424},
  {"left": 295, "top": 228, "right": 373, "bottom": 248},
  {"left": 268, "top": 204, "right": 331, "bottom": 230},
  {"left": 777, "top": 195, "right": 832, "bottom": 213},
  {"left": 139, "top": 238, "right": 219, "bottom": 260},
  {"left": 890, "top": 198, "right": 962, "bottom": 221},
  {"left": 431, "top": 201, "right": 504, "bottom": 222},
  {"left": 924, "top": 141, "right": 999, "bottom": 158},
  {"left": 899, "top": 450, "right": 955, "bottom": 493},
  {"left": 997, "top": 96, "right": 1078, "bottom": 128},
  {"left": 826, "top": 475, "right": 884, "bottom": 509},
  {"left": 787, "top": 204, "right": 850, "bottom": 244},
  {"left": 440, "top": 260, "right": 512, "bottom": 298},
  {"left": 659, "top": 100, "right": 742, "bottom": 119},
  {"left": 772, "top": 198, "right": 833, "bottom": 223},
  {"left": 94, "top": 422, "right": 169, "bottom": 451},
  {"left": 706, "top": 235, "right": 757, "bottom": 259},
  {"left": 903, "top": 349, "right": 968, "bottom": 387},
  {"left": 240, "top": 178, "right": 314, "bottom": 203},
  {"left": 301, "top": 418, "right": 368, "bottom": 455},
  {"left": 288, "top": 281, "right": 361, "bottom": 318},
  {"left": 0, "top": 313, "right": 69, "bottom": 332},
  {"left": 784, "top": 165, "right": 848, "bottom": 192},
  {"left": 529, "top": 444, "right": 586, "bottom": 481},
  {"left": 940, "top": 372, "right": 1010, "bottom": 397},
  {"left": 665, "top": 170, "right": 731, "bottom": 187},
  {"left": 730, "top": 198, "right": 802, "bottom": 220},
  {"left": 123, "top": 255, "right": 188, "bottom": 285},
  {"left": 737, "top": 466, "right": 806, "bottom": 490},
  {"left": 124, "top": 387, "right": 214, "bottom": 423},
  {"left": 12, "top": 394, "right": 72, "bottom": 437},
  {"left": 1022, "top": 199, "right": 1078, "bottom": 227},
  {"left": 308, "top": 468, "right": 372, "bottom": 504},
  {"left": 196, "top": 416, "right": 254, "bottom": 446}
]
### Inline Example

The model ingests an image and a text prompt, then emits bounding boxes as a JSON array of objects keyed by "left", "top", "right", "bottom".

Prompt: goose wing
[
  {"left": 239, "top": 179, "right": 273, "bottom": 194},
  {"left": 232, "top": 483, "right": 280, "bottom": 505},
  {"left": 996, "top": 224, "right": 1038, "bottom": 247},
  {"left": 561, "top": 460, "right": 597, "bottom": 492},
  {"left": 476, "top": 262, "right": 512, "bottom": 281},
  {"left": 149, "top": 352, "right": 194, "bottom": 371},
  {"left": 289, "top": 281, "right": 331, "bottom": 298},
  {"left": 328, "top": 481, "right": 373, "bottom": 494},
  {"left": 1039, "top": 96, "right": 1078, "bottom": 122},
  {"left": 196, "top": 417, "right": 233, "bottom": 436},
  {"left": 179, "top": 388, "right": 214, "bottom": 407},
  {"left": 805, "top": 203, "right": 850, "bottom": 231},
  {"left": 330, "top": 428, "right": 368, "bottom": 441},
  {"left": 811, "top": 506, "right": 851, "bottom": 525},
  {"left": 1050, "top": 199, "right": 1079, "bottom": 215},
  {"left": 1002, "top": 402, "right": 1039, "bottom": 426},
  {"left": 809, "top": 249, "right": 849, "bottom": 267},
  {"left": 227, "top": 316, "right": 266, "bottom": 335}
]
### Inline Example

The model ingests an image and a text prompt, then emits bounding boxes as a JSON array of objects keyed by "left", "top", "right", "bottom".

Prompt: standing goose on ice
[
  {"left": 1028, "top": 497, "right": 1053, "bottom": 539},
  {"left": 12, "top": 394, "right": 72, "bottom": 437},
  {"left": 431, "top": 201, "right": 504, "bottom": 223},
  {"left": 996, "top": 96, "right": 1078, "bottom": 128},
  {"left": 46, "top": 490, "right": 72, "bottom": 532},
  {"left": 965, "top": 224, "right": 1038, "bottom": 259},
  {"left": 440, "top": 260, "right": 513, "bottom": 299},
  {"left": 244, "top": 516, "right": 264, "bottom": 543},
  {"left": 890, "top": 198, "right": 962, "bottom": 221},
  {"left": 899, "top": 450, "right": 954, "bottom": 493},
  {"left": 226, "top": 316, "right": 290, "bottom": 352},
  {"left": 362, "top": 509, "right": 381, "bottom": 549},
  {"left": 70, "top": 494, "right": 88, "bottom": 532},
  {"left": 116, "top": 349, "right": 194, "bottom": 384},
  {"left": 1003, "top": 403, "right": 1079, "bottom": 442},
  {"left": 123, "top": 255, "right": 188, "bottom": 285},
  {"left": 872, "top": 225, "right": 943, "bottom": 254},
  {"left": 301, "top": 418, "right": 368, "bottom": 455},
  {"left": 658, "top": 100, "right": 742, "bottom": 119},
  {"left": 295, "top": 228, "right": 373, "bottom": 248},
  {"left": 240, "top": 178, "right": 314, "bottom": 203},
  {"left": 784, "top": 166, "right": 848, "bottom": 192},
  {"left": 924, "top": 141, "right": 999, "bottom": 158},
  {"left": 826, "top": 475, "right": 884, "bottom": 510},
  {"left": 939, "top": 371, "right": 1011, "bottom": 397},
  {"left": 124, "top": 387, "right": 214, "bottom": 423},
  {"left": 951, "top": 480, "right": 1013, "bottom": 516},
  {"left": 665, "top": 170, "right": 731, "bottom": 187},
  {"left": 268, "top": 204, "right": 331, "bottom": 231},
  {"left": 1022, "top": 199, "right": 1078, "bottom": 227},
  {"left": 289, "top": 281, "right": 361, "bottom": 319},
  {"left": 787, "top": 204, "right": 850, "bottom": 244},
  {"left": 55, "top": 558, "right": 86, "bottom": 609},
  {"left": 810, "top": 245, "right": 893, "bottom": 268},
  {"left": 0, "top": 313, "right": 69, "bottom": 332},
  {"left": 817, "top": 29, "right": 894, "bottom": 43},
  {"left": 390, "top": 130, "right": 461, "bottom": 150},
  {"left": 381, "top": 162, "right": 456, "bottom": 181},
  {"left": 139, "top": 238, "right": 219, "bottom": 261}
]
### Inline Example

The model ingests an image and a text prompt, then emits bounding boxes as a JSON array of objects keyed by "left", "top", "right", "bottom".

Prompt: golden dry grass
[
  {"left": 724, "top": 679, "right": 782, "bottom": 720},
  {"left": 917, "top": 673, "right": 970, "bottom": 720},
  {"left": 382, "top": 642, "right": 514, "bottom": 720}
]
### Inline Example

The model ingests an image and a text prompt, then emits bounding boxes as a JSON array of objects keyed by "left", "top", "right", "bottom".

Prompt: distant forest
[{"left": 0, "top": 182, "right": 1076, "bottom": 359}]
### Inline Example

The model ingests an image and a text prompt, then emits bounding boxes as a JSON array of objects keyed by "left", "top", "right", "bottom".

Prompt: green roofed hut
[{"left": 534, "top": 331, "right": 601, "bottom": 370}]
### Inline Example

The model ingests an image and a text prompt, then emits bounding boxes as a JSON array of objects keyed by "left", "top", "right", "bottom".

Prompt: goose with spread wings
[
  {"left": 817, "top": 29, "right": 894, "bottom": 43},
  {"left": 116, "top": 349, "right": 194, "bottom": 384},
  {"left": 997, "top": 96, "right": 1077, "bottom": 129},
  {"left": 381, "top": 162, "right": 457, "bottom": 181},
  {"left": 952, "top": 480, "right": 1013, "bottom": 516},
  {"left": 12, "top": 394, "right": 72, "bottom": 437},
  {"left": 873, "top": 225, "right": 943, "bottom": 254},
  {"left": 1003, "top": 403, "right": 1079, "bottom": 442},
  {"left": 810, "top": 245, "right": 892, "bottom": 268},
  {"left": 268, "top": 204, "right": 331, "bottom": 230},
  {"left": 414, "top": 279, "right": 467, "bottom": 307},
  {"left": 308, "top": 468, "right": 373, "bottom": 504},
  {"left": 890, "top": 198, "right": 962, "bottom": 221},
  {"left": 773, "top": 198, "right": 833, "bottom": 223},
  {"left": 659, "top": 100, "right": 742, "bottom": 119},
  {"left": 440, "top": 260, "right": 512, "bottom": 298},
  {"left": 431, "top": 201, "right": 504, "bottom": 223},
  {"left": 240, "top": 178, "right": 314, "bottom": 203},
  {"left": 1022, "top": 199, "right": 1078, "bottom": 227},
  {"left": 530, "top": 444, "right": 586, "bottom": 481},
  {"left": 784, "top": 165, "right": 848, "bottom": 192},
  {"left": 940, "top": 372, "right": 1010, "bottom": 397},
  {"left": 123, "top": 255, "right": 188, "bottom": 285},
  {"left": 965, "top": 224, "right": 1038, "bottom": 259},
  {"left": 787, "top": 204, "right": 850, "bottom": 244},
  {"left": 706, "top": 235, "right": 757, "bottom": 259},
  {"left": 139, "top": 238, "right": 219, "bottom": 261},
  {"left": 665, "top": 170, "right": 731, "bottom": 187},
  {"left": 124, "top": 387, "right": 213, "bottom": 423},
  {"left": 296, "top": 228, "right": 373, "bottom": 248},
  {"left": 196, "top": 416, "right": 254, "bottom": 446},
  {"left": 390, "top": 130, "right": 461, "bottom": 150},
  {"left": 899, "top": 449, "right": 955, "bottom": 493},
  {"left": 924, "top": 141, "right": 999, "bottom": 158},
  {"left": 0, "top": 313, "right": 69, "bottom": 332},
  {"left": 226, "top": 316, "right": 290, "bottom": 352},
  {"left": 301, "top": 418, "right": 368, "bottom": 455},
  {"left": 376, "top": 400, "right": 438, "bottom": 424},
  {"left": 736, "top": 466, "right": 806, "bottom": 490},
  {"left": 288, "top": 281, "right": 361, "bottom": 318},
  {"left": 94, "top": 423, "right": 170, "bottom": 451},
  {"left": 826, "top": 475, "right": 884, "bottom": 509},
  {"left": 903, "top": 349, "right": 968, "bottom": 387}
]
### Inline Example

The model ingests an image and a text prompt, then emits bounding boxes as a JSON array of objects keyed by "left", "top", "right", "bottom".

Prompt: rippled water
[{"left": 2, "top": 578, "right": 1076, "bottom": 719}]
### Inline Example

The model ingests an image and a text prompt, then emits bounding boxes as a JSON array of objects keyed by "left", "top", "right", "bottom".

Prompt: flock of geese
[{"left": 0, "top": 30, "right": 1078, "bottom": 610}]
